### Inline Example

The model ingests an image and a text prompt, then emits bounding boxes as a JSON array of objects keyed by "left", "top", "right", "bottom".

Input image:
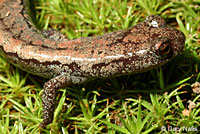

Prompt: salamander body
[{"left": 0, "top": 0, "right": 185, "bottom": 127}]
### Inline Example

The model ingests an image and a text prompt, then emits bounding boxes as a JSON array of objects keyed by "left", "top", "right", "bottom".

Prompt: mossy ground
[{"left": 0, "top": 0, "right": 200, "bottom": 133}]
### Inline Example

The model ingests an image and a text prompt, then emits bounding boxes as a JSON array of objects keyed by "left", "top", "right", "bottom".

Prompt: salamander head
[
  {"left": 123, "top": 15, "right": 185, "bottom": 72},
  {"left": 144, "top": 15, "right": 185, "bottom": 57}
]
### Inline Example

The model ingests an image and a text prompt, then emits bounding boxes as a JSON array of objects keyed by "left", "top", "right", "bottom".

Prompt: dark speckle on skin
[{"left": 0, "top": 0, "right": 185, "bottom": 128}]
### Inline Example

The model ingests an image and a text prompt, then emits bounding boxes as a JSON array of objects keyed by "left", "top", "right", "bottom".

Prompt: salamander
[{"left": 0, "top": 0, "right": 185, "bottom": 128}]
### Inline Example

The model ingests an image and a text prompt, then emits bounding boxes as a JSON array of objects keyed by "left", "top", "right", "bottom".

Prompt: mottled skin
[{"left": 0, "top": 0, "right": 185, "bottom": 128}]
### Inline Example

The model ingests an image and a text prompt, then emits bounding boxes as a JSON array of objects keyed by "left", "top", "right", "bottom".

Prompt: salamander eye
[{"left": 156, "top": 40, "right": 172, "bottom": 59}]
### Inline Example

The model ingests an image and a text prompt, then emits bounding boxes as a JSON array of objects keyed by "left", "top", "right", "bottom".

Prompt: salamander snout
[{"left": 170, "top": 29, "right": 185, "bottom": 56}]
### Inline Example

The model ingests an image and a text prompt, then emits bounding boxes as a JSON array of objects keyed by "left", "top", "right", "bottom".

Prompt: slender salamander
[{"left": 0, "top": 0, "right": 185, "bottom": 128}]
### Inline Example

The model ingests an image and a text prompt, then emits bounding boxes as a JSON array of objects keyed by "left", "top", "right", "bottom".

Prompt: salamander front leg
[{"left": 39, "top": 74, "right": 72, "bottom": 128}]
